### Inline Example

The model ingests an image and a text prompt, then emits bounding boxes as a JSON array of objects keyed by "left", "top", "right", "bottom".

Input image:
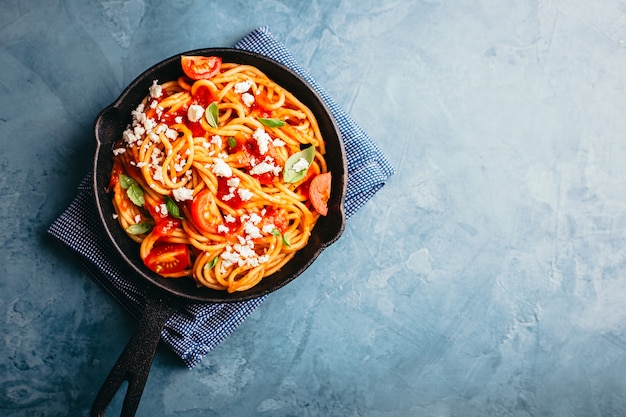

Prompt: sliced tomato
[
  {"left": 144, "top": 243, "right": 189, "bottom": 275},
  {"left": 309, "top": 172, "right": 332, "bottom": 216},
  {"left": 181, "top": 56, "right": 222, "bottom": 80},
  {"left": 191, "top": 189, "right": 222, "bottom": 234},
  {"left": 152, "top": 218, "right": 182, "bottom": 238}
]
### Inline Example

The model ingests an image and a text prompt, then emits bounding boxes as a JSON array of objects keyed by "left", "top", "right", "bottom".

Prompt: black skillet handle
[{"left": 90, "top": 293, "right": 176, "bottom": 417}]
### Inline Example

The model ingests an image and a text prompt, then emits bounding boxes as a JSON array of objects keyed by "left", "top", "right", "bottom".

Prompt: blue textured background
[{"left": 2, "top": 1, "right": 626, "bottom": 416}]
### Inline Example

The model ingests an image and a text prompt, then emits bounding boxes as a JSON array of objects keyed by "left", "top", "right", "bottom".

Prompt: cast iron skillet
[{"left": 91, "top": 48, "right": 347, "bottom": 417}]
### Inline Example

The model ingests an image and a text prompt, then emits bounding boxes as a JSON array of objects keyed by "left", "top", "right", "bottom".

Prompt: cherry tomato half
[
  {"left": 144, "top": 243, "right": 189, "bottom": 275},
  {"left": 309, "top": 172, "right": 332, "bottom": 216},
  {"left": 181, "top": 56, "right": 222, "bottom": 80},
  {"left": 152, "top": 218, "right": 182, "bottom": 238},
  {"left": 191, "top": 189, "right": 222, "bottom": 234}
]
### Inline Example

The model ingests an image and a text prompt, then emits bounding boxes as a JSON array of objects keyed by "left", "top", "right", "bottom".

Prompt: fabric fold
[{"left": 48, "top": 26, "right": 394, "bottom": 368}]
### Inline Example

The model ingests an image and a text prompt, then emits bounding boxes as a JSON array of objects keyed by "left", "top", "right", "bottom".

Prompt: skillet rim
[{"left": 93, "top": 47, "right": 347, "bottom": 303}]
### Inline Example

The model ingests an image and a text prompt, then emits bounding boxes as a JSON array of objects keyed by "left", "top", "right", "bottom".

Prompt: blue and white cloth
[{"left": 48, "top": 26, "right": 395, "bottom": 368}]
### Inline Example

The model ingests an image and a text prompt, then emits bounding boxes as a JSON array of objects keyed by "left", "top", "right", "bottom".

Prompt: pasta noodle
[{"left": 108, "top": 56, "right": 331, "bottom": 293}]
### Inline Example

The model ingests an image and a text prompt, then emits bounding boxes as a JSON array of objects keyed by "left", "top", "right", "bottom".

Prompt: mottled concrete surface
[{"left": 2, "top": 0, "right": 626, "bottom": 416}]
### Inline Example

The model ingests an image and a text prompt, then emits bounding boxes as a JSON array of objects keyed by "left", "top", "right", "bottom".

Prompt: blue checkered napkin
[{"left": 47, "top": 27, "right": 394, "bottom": 369}]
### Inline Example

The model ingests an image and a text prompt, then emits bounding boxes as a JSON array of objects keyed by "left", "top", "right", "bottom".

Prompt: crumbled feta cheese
[
  {"left": 133, "top": 125, "right": 145, "bottom": 137},
  {"left": 153, "top": 166, "right": 164, "bottom": 183},
  {"left": 211, "top": 135, "right": 222, "bottom": 146},
  {"left": 234, "top": 80, "right": 252, "bottom": 93},
  {"left": 174, "top": 157, "right": 187, "bottom": 172},
  {"left": 291, "top": 157, "right": 310, "bottom": 172},
  {"left": 172, "top": 187, "right": 194, "bottom": 202},
  {"left": 248, "top": 213, "right": 262, "bottom": 225},
  {"left": 243, "top": 222, "right": 262, "bottom": 239},
  {"left": 220, "top": 238, "right": 271, "bottom": 270},
  {"left": 249, "top": 159, "right": 281, "bottom": 176},
  {"left": 187, "top": 104, "right": 204, "bottom": 122},
  {"left": 242, "top": 92, "right": 255, "bottom": 107},
  {"left": 154, "top": 203, "right": 167, "bottom": 215},
  {"left": 224, "top": 214, "right": 236, "bottom": 223},
  {"left": 149, "top": 80, "right": 163, "bottom": 98},
  {"left": 249, "top": 162, "right": 273, "bottom": 175},
  {"left": 227, "top": 177, "right": 240, "bottom": 187},
  {"left": 134, "top": 214, "right": 141, "bottom": 223},
  {"left": 122, "top": 129, "right": 138, "bottom": 144},
  {"left": 144, "top": 118, "right": 157, "bottom": 132},
  {"left": 253, "top": 128, "right": 271, "bottom": 155},
  {"left": 113, "top": 148, "right": 126, "bottom": 156},
  {"left": 175, "top": 116, "right": 183, "bottom": 124},
  {"left": 165, "top": 128, "right": 177, "bottom": 139},
  {"left": 217, "top": 224, "right": 230, "bottom": 234},
  {"left": 131, "top": 104, "right": 146, "bottom": 124},
  {"left": 262, "top": 223, "right": 276, "bottom": 234},
  {"left": 273, "top": 139, "right": 286, "bottom": 147},
  {"left": 220, "top": 249, "right": 241, "bottom": 268},
  {"left": 238, "top": 188, "right": 253, "bottom": 201},
  {"left": 212, "top": 158, "right": 232, "bottom": 177}
]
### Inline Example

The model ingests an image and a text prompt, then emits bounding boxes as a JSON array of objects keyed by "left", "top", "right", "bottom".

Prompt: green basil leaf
[
  {"left": 119, "top": 174, "right": 135, "bottom": 190},
  {"left": 204, "top": 256, "right": 219, "bottom": 270},
  {"left": 258, "top": 117, "right": 285, "bottom": 128},
  {"left": 126, "top": 183, "right": 145, "bottom": 207},
  {"left": 227, "top": 136, "right": 237, "bottom": 148},
  {"left": 164, "top": 196, "right": 183, "bottom": 219},
  {"left": 205, "top": 102, "right": 219, "bottom": 128},
  {"left": 270, "top": 228, "right": 281, "bottom": 237},
  {"left": 126, "top": 222, "right": 153, "bottom": 235},
  {"left": 283, "top": 145, "right": 315, "bottom": 183},
  {"left": 282, "top": 234, "right": 291, "bottom": 248}
]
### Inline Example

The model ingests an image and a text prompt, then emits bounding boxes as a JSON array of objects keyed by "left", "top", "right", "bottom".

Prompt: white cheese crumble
[
  {"left": 238, "top": 188, "right": 254, "bottom": 201},
  {"left": 211, "top": 135, "right": 222, "bottom": 147},
  {"left": 262, "top": 223, "right": 276, "bottom": 234},
  {"left": 253, "top": 128, "right": 271, "bottom": 155},
  {"left": 165, "top": 128, "right": 177, "bottom": 139},
  {"left": 227, "top": 177, "right": 240, "bottom": 187},
  {"left": 172, "top": 187, "right": 194, "bottom": 202},
  {"left": 149, "top": 80, "right": 163, "bottom": 98},
  {"left": 122, "top": 130, "right": 138, "bottom": 144},
  {"left": 187, "top": 104, "right": 204, "bottom": 122},
  {"left": 234, "top": 80, "right": 252, "bottom": 93},
  {"left": 249, "top": 158, "right": 281, "bottom": 176},
  {"left": 154, "top": 203, "right": 168, "bottom": 215},
  {"left": 243, "top": 222, "right": 262, "bottom": 239},
  {"left": 220, "top": 237, "right": 270, "bottom": 270},
  {"left": 212, "top": 158, "right": 232, "bottom": 177},
  {"left": 242, "top": 92, "right": 255, "bottom": 107},
  {"left": 291, "top": 157, "right": 310, "bottom": 172}
]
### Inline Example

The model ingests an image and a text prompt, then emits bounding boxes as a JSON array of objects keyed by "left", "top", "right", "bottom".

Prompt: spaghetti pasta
[{"left": 109, "top": 56, "right": 331, "bottom": 293}]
